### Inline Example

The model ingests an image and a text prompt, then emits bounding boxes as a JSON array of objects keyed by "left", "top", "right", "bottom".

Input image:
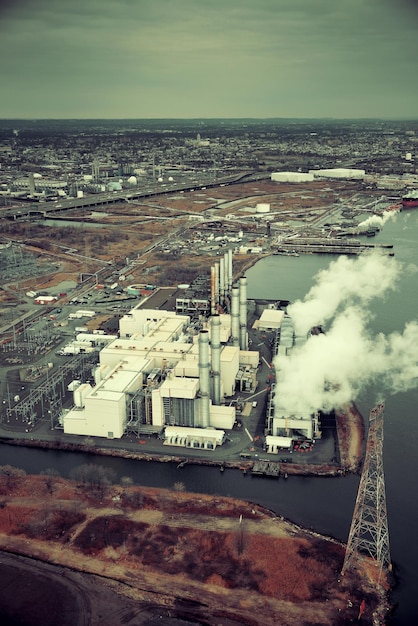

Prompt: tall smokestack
[
  {"left": 231, "top": 286, "right": 240, "bottom": 347},
  {"left": 228, "top": 248, "right": 233, "bottom": 293},
  {"left": 223, "top": 252, "right": 229, "bottom": 299},
  {"left": 210, "top": 265, "right": 216, "bottom": 315},
  {"left": 214, "top": 262, "right": 220, "bottom": 311},
  {"left": 198, "top": 330, "right": 210, "bottom": 427},
  {"left": 219, "top": 256, "right": 225, "bottom": 306},
  {"left": 239, "top": 276, "right": 248, "bottom": 350},
  {"left": 28, "top": 172, "right": 35, "bottom": 196},
  {"left": 211, "top": 315, "right": 221, "bottom": 405}
]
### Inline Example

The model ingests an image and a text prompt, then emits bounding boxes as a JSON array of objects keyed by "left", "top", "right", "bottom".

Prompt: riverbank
[
  {"left": 0, "top": 474, "right": 391, "bottom": 626},
  {"left": 0, "top": 401, "right": 364, "bottom": 478}
]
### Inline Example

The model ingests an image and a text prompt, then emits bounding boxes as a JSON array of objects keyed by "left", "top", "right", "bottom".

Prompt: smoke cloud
[
  {"left": 287, "top": 250, "right": 401, "bottom": 336},
  {"left": 357, "top": 209, "right": 397, "bottom": 232},
  {"left": 273, "top": 250, "right": 418, "bottom": 417}
]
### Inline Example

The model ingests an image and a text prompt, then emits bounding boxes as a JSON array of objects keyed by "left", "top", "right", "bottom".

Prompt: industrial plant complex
[{"left": 57, "top": 249, "right": 317, "bottom": 453}]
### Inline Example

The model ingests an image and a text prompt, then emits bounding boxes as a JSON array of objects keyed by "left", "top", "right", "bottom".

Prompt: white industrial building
[
  {"left": 62, "top": 309, "right": 255, "bottom": 445},
  {"left": 60, "top": 247, "right": 323, "bottom": 451},
  {"left": 309, "top": 168, "right": 365, "bottom": 180},
  {"left": 265, "top": 314, "right": 321, "bottom": 450},
  {"left": 271, "top": 172, "right": 314, "bottom": 183},
  {"left": 62, "top": 260, "right": 259, "bottom": 449}
]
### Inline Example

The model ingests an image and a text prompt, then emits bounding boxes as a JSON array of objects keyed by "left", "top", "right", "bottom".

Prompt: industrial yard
[
  {"left": 0, "top": 173, "right": 392, "bottom": 471},
  {"left": 0, "top": 120, "right": 410, "bottom": 624}
]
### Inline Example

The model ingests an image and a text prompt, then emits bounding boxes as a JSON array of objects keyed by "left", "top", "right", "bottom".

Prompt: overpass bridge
[{"left": 1, "top": 171, "right": 261, "bottom": 221}]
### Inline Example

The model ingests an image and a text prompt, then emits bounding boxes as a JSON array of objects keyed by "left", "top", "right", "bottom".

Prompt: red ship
[{"left": 402, "top": 190, "right": 418, "bottom": 208}]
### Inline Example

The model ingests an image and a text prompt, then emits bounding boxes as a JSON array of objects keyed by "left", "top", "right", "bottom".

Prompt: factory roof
[
  {"left": 159, "top": 376, "right": 199, "bottom": 399},
  {"left": 258, "top": 309, "right": 285, "bottom": 330}
]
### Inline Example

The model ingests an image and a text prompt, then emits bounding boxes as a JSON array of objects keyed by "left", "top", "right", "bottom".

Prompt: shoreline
[{"left": 0, "top": 401, "right": 365, "bottom": 478}]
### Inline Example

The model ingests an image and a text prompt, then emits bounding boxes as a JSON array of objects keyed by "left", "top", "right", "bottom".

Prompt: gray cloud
[{"left": 0, "top": 0, "right": 417, "bottom": 118}]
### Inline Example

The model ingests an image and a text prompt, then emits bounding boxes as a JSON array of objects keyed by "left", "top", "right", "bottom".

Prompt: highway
[{"left": 0, "top": 172, "right": 255, "bottom": 221}]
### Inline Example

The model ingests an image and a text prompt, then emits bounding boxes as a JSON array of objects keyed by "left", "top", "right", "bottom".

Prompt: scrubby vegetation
[{"left": 0, "top": 464, "right": 386, "bottom": 625}]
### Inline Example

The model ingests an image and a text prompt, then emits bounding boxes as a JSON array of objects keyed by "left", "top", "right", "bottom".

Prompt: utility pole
[{"left": 342, "top": 403, "right": 391, "bottom": 582}]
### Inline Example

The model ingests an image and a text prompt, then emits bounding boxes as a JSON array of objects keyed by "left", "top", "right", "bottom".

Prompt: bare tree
[
  {"left": 70, "top": 464, "right": 116, "bottom": 499},
  {"left": 0, "top": 465, "right": 27, "bottom": 491},
  {"left": 40, "top": 468, "right": 60, "bottom": 494}
]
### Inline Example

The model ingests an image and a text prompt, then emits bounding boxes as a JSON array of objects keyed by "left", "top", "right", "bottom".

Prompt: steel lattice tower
[{"left": 342, "top": 403, "right": 391, "bottom": 580}]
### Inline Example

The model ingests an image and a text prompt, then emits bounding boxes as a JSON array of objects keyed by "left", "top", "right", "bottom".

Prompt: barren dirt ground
[{"left": 0, "top": 475, "right": 386, "bottom": 626}]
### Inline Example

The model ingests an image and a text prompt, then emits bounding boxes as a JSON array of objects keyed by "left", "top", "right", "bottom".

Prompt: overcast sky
[{"left": 0, "top": 0, "right": 417, "bottom": 119}]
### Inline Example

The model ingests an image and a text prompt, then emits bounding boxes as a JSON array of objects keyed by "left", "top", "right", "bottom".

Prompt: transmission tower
[{"left": 342, "top": 403, "right": 391, "bottom": 581}]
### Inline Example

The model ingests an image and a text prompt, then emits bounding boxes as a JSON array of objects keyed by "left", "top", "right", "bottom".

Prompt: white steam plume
[
  {"left": 274, "top": 251, "right": 418, "bottom": 417},
  {"left": 288, "top": 250, "right": 401, "bottom": 336},
  {"left": 357, "top": 210, "right": 397, "bottom": 232}
]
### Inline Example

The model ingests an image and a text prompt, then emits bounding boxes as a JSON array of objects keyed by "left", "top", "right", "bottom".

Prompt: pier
[{"left": 251, "top": 460, "right": 281, "bottom": 477}]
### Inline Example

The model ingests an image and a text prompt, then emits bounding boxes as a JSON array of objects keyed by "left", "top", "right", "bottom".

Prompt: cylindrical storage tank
[
  {"left": 198, "top": 330, "right": 210, "bottom": 427},
  {"left": 256, "top": 203, "right": 270, "bottom": 213},
  {"left": 211, "top": 315, "right": 221, "bottom": 405},
  {"left": 271, "top": 171, "right": 314, "bottom": 183}
]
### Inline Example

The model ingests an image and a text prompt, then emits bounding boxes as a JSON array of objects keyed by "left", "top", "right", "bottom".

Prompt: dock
[{"left": 251, "top": 460, "right": 281, "bottom": 477}]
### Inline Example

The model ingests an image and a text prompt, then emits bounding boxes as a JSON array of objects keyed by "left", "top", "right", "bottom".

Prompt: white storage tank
[
  {"left": 271, "top": 171, "right": 314, "bottom": 183},
  {"left": 310, "top": 168, "right": 365, "bottom": 180},
  {"left": 256, "top": 203, "right": 270, "bottom": 213}
]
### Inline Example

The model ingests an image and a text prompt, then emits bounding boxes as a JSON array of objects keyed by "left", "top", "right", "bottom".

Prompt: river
[{"left": 1, "top": 208, "right": 417, "bottom": 625}]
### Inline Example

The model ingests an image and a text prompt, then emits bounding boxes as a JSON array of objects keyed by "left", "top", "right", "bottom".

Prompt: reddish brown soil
[{"left": 0, "top": 473, "right": 387, "bottom": 626}]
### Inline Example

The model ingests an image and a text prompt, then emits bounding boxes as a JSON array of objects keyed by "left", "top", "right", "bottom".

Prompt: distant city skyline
[{"left": 0, "top": 0, "right": 417, "bottom": 120}]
